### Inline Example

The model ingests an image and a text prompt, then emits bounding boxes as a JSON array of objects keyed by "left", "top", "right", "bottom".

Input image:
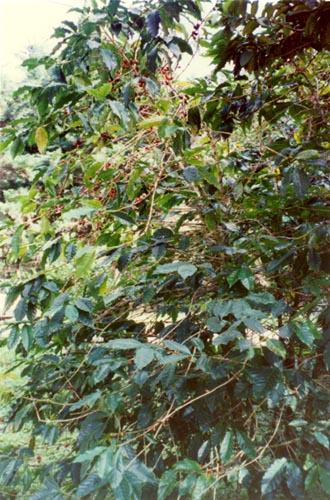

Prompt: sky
[
  {"left": 0, "top": 0, "right": 269, "bottom": 87},
  {"left": 0, "top": 0, "right": 215, "bottom": 86},
  {"left": 0, "top": 0, "right": 86, "bottom": 84}
]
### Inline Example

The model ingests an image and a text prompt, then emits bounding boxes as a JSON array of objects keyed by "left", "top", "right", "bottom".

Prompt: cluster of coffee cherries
[
  {"left": 191, "top": 23, "right": 200, "bottom": 40},
  {"left": 160, "top": 65, "right": 174, "bottom": 85}
]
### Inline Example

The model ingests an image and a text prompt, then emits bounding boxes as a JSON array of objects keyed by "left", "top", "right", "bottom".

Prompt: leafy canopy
[{"left": 0, "top": 0, "right": 330, "bottom": 499}]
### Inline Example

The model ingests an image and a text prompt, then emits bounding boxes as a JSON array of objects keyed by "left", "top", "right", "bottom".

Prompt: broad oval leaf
[
  {"left": 35, "top": 127, "right": 48, "bottom": 153},
  {"left": 261, "top": 458, "right": 287, "bottom": 497}
]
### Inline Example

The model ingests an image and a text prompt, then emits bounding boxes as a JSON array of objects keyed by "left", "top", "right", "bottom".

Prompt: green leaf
[
  {"left": 62, "top": 206, "right": 95, "bottom": 221},
  {"left": 265, "top": 339, "right": 286, "bottom": 359},
  {"left": 0, "top": 135, "right": 14, "bottom": 152},
  {"left": 183, "top": 166, "right": 201, "bottom": 183},
  {"left": 174, "top": 459, "right": 201, "bottom": 473},
  {"left": 177, "top": 263, "right": 197, "bottom": 280},
  {"left": 87, "top": 83, "right": 112, "bottom": 100},
  {"left": 97, "top": 448, "right": 114, "bottom": 479},
  {"left": 313, "top": 431, "right": 329, "bottom": 449},
  {"left": 70, "top": 390, "right": 101, "bottom": 411},
  {"left": 160, "top": 353, "right": 190, "bottom": 364},
  {"left": 236, "top": 430, "right": 256, "bottom": 458},
  {"left": 75, "top": 298, "right": 94, "bottom": 313},
  {"left": 240, "top": 49, "right": 253, "bottom": 66},
  {"left": 92, "top": 364, "right": 112, "bottom": 385},
  {"left": 206, "top": 317, "right": 225, "bottom": 333},
  {"left": 11, "top": 225, "right": 24, "bottom": 258},
  {"left": 73, "top": 446, "right": 106, "bottom": 463},
  {"left": 295, "top": 321, "right": 321, "bottom": 348},
  {"left": 295, "top": 149, "right": 320, "bottom": 160},
  {"left": 147, "top": 10, "right": 161, "bottom": 37},
  {"left": 285, "top": 462, "right": 304, "bottom": 500},
  {"left": 14, "top": 298, "right": 27, "bottom": 322},
  {"left": 138, "top": 115, "right": 166, "bottom": 129},
  {"left": 163, "top": 340, "right": 191, "bottom": 355},
  {"left": 192, "top": 476, "right": 211, "bottom": 500},
  {"left": 158, "top": 470, "right": 177, "bottom": 500},
  {"left": 227, "top": 266, "right": 255, "bottom": 290},
  {"left": 107, "top": 339, "right": 143, "bottom": 349},
  {"left": 109, "top": 101, "right": 130, "bottom": 128},
  {"left": 135, "top": 347, "right": 155, "bottom": 369},
  {"left": 46, "top": 293, "right": 68, "bottom": 318},
  {"left": 261, "top": 458, "right": 287, "bottom": 497},
  {"left": 11, "top": 137, "right": 24, "bottom": 158},
  {"left": 21, "top": 325, "right": 33, "bottom": 352},
  {"left": 76, "top": 472, "right": 102, "bottom": 498},
  {"left": 319, "top": 466, "right": 330, "bottom": 494},
  {"left": 65, "top": 242, "right": 77, "bottom": 261},
  {"left": 305, "top": 466, "right": 318, "bottom": 491},
  {"left": 220, "top": 430, "right": 234, "bottom": 463},
  {"left": 110, "top": 210, "right": 136, "bottom": 225},
  {"left": 100, "top": 48, "right": 117, "bottom": 71},
  {"left": 243, "top": 317, "right": 264, "bottom": 334},
  {"left": 292, "top": 167, "right": 309, "bottom": 199},
  {"left": 114, "top": 477, "right": 131, "bottom": 500},
  {"left": 155, "top": 262, "right": 182, "bottom": 274},
  {"left": 75, "top": 248, "right": 95, "bottom": 279},
  {"left": 35, "top": 127, "right": 48, "bottom": 153},
  {"left": 8, "top": 325, "right": 20, "bottom": 349},
  {"left": 65, "top": 305, "right": 79, "bottom": 323},
  {"left": 155, "top": 261, "right": 196, "bottom": 279},
  {"left": 288, "top": 419, "right": 308, "bottom": 427}
]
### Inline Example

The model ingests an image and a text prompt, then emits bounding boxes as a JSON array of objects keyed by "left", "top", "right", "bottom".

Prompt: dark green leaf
[
  {"left": 295, "top": 321, "right": 321, "bottom": 348},
  {"left": 236, "top": 430, "right": 256, "bottom": 458},
  {"left": 76, "top": 472, "right": 102, "bottom": 498},
  {"left": 101, "top": 48, "right": 118, "bottom": 71},
  {"left": 261, "top": 458, "right": 287, "bottom": 497},
  {"left": 135, "top": 347, "right": 155, "bottom": 369},
  {"left": 220, "top": 431, "right": 234, "bottom": 463},
  {"left": 158, "top": 470, "right": 177, "bottom": 500},
  {"left": 285, "top": 462, "right": 304, "bottom": 499},
  {"left": 147, "top": 11, "right": 161, "bottom": 37},
  {"left": 174, "top": 459, "right": 201, "bottom": 473},
  {"left": 319, "top": 466, "right": 330, "bottom": 494}
]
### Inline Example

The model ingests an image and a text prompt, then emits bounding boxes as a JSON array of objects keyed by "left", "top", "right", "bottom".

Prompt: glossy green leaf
[
  {"left": 285, "top": 462, "right": 304, "bottom": 500},
  {"left": 76, "top": 473, "right": 102, "bottom": 498},
  {"left": 265, "top": 339, "right": 286, "bottom": 359},
  {"left": 65, "top": 305, "right": 79, "bottom": 322},
  {"left": 107, "top": 339, "right": 144, "bottom": 350},
  {"left": 21, "top": 325, "right": 33, "bottom": 352},
  {"left": 74, "top": 248, "right": 96, "bottom": 279},
  {"left": 236, "top": 430, "right": 256, "bottom": 458},
  {"left": 174, "top": 459, "right": 201, "bottom": 473},
  {"left": 135, "top": 347, "right": 155, "bottom": 369},
  {"left": 158, "top": 470, "right": 177, "bottom": 500},
  {"left": 319, "top": 466, "right": 330, "bottom": 493},
  {"left": 313, "top": 431, "right": 329, "bottom": 450},
  {"left": 220, "top": 431, "right": 234, "bottom": 463},
  {"left": 295, "top": 321, "right": 321, "bottom": 348},
  {"left": 70, "top": 390, "right": 101, "bottom": 411},
  {"left": 163, "top": 340, "right": 191, "bottom": 355},
  {"left": 261, "top": 458, "right": 287, "bottom": 497}
]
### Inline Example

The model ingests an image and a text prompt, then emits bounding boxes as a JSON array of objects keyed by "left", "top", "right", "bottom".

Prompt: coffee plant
[{"left": 0, "top": 1, "right": 329, "bottom": 498}]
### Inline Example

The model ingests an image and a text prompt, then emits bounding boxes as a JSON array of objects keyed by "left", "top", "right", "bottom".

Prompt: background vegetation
[{"left": 0, "top": 0, "right": 329, "bottom": 498}]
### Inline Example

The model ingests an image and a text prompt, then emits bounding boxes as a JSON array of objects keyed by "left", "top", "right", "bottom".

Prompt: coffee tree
[{"left": 0, "top": 1, "right": 329, "bottom": 498}]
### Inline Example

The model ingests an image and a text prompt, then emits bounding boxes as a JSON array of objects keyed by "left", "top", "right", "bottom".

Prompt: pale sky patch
[{"left": 0, "top": 0, "right": 270, "bottom": 87}]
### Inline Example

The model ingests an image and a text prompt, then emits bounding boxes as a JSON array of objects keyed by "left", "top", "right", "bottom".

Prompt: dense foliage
[{"left": 0, "top": 0, "right": 330, "bottom": 498}]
